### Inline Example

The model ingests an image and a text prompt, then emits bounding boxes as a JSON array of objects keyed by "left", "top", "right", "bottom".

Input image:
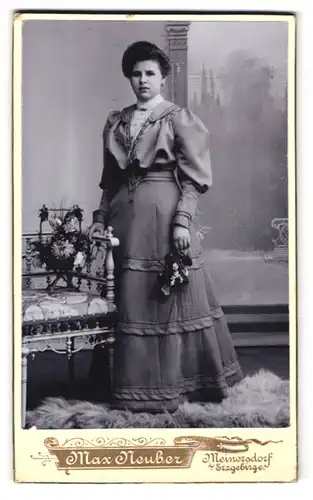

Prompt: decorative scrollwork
[
  {"left": 44, "top": 437, "right": 59, "bottom": 447},
  {"left": 25, "top": 238, "right": 33, "bottom": 273},
  {"left": 23, "top": 331, "right": 115, "bottom": 361},
  {"left": 25, "top": 277, "right": 32, "bottom": 289},
  {"left": 29, "top": 343, "right": 51, "bottom": 358},
  {"left": 131, "top": 437, "right": 166, "bottom": 447},
  {"left": 23, "top": 308, "right": 117, "bottom": 335},
  {"left": 165, "top": 22, "right": 190, "bottom": 36},
  {"left": 30, "top": 451, "right": 58, "bottom": 466},
  {"left": 271, "top": 218, "right": 288, "bottom": 248},
  {"left": 269, "top": 217, "right": 288, "bottom": 262},
  {"left": 45, "top": 436, "right": 167, "bottom": 449},
  {"left": 174, "top": 435, "right": 282, "bottom": 453}
]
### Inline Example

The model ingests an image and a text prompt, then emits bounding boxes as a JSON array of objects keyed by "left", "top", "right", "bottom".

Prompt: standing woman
[{"left": 89, "top": 41, "right": 243, "bottom": 413}]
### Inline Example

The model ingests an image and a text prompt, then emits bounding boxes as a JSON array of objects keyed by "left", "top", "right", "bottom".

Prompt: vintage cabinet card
[{"left": 13, "top": 12, "right": 297, "bottom": 483}]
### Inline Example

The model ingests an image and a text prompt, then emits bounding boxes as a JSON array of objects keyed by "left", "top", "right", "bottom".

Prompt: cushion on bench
[{"left": 22, "top": 289, "right": 113, "bottom": 322}]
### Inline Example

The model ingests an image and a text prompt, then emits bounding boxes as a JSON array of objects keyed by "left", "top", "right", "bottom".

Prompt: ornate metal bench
[{"left": 21, "top": 208, "right": 119, "bottom": 428}]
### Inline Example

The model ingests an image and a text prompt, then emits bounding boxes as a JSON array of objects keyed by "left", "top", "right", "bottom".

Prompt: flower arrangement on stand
[{"left": 31, "top": 205, "right": 92, "bottom": 290}]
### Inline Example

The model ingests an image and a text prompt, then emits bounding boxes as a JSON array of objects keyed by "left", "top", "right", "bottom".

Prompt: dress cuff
[
  {"left": 92, "top": 209, "right": 107, "bottom": 225},
  {"left": 172, "top": 212, "right": 191, "bottom": 229}
]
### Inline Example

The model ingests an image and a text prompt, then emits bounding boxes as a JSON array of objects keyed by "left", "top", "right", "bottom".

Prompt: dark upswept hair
[{"left": 122, "top": 41, "right": 171, "bottom": 78}]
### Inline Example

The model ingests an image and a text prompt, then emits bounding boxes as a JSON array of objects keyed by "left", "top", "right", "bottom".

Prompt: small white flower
[
  {"left": 65, "top": 216, "right": 78, "bottom": 233},
  {"left": 74, "top": 251, "right": 86, "bottom": 269},
  {"left": 51, "top": 240, "right": 75, "bottom": 258},
  {"left": 49, "top": 217, "right": 62, "bottom": 230}
]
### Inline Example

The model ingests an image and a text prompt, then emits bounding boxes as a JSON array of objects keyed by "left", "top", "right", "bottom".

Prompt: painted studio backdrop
[{"left": 21, "top": 19, "right": 289, "bottom": 347}]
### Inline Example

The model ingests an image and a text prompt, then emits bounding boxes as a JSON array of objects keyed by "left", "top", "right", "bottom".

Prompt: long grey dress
[{"left": 92, "top": 99, "right": 244, "bottom": 412}]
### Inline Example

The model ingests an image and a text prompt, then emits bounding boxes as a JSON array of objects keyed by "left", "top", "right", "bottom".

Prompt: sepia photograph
[
  {"left": 18, "top": 15, "right": 293, "bottom": 432},
  {"left": 13, "top": 12, "right": 297, "bottom": 484},
  {"left": 9, "top": 11, "right": 298, "bottom": 483}
]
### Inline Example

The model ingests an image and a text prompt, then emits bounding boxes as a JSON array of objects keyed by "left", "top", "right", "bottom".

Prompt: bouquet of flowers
[
  {"left": 158, "top": 251, "right": 192, "bottom": 296},
  {"left": 31, "top": 205, "right": 91, "bottom": 276}
]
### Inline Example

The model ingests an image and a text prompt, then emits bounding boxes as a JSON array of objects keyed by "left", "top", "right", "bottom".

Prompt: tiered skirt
[{"left": 98, "top": 170, "right": 243, "bottom": 412}]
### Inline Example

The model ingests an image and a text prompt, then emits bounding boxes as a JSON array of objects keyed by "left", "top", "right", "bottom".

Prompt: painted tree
[{"left": 192, "top": 51, "right": 288, "bottom": 250}]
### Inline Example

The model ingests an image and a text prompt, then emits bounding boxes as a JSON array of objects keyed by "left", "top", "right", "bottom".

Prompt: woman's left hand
[{"left": 173, "top": 225, "right": 191, "bottom": 252}]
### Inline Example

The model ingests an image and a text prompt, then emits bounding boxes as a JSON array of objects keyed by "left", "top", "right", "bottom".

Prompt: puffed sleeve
[
  {"left": 171, "top": 108, "right": 212, "bottom": 229},
  {"left": 92, "top": 110, "right": 121, "bottom": 225}
]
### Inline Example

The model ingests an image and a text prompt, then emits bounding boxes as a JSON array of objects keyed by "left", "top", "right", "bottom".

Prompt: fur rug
[{"left": 26, "top": 370, "right": 289, "bottom": 429}]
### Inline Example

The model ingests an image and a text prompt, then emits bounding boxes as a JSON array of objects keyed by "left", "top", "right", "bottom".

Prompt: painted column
[{"left": 165, "top": 22, "right": 190, "bottom": 107}]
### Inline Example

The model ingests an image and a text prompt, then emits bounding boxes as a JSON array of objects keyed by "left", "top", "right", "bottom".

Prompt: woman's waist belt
[
  {"left": 138, "top": 170, "right": 176, "bottom": 182},
  {"left": 124, "top": 165, "right": 177, "bottom": 199}
]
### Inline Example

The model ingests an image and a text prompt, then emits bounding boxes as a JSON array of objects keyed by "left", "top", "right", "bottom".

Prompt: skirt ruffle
[{"left": 110, "top": 315, "right": 243, "bottom": 412}]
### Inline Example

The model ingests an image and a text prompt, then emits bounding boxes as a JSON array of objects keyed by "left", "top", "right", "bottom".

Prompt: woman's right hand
[{"left": 88, "top": 222, "right": 105, "bottom": 242}]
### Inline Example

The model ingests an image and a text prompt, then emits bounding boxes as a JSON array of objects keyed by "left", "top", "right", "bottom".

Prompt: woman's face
[{"left": 130, "top": 60, "right": 165, "bottom": 102}]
